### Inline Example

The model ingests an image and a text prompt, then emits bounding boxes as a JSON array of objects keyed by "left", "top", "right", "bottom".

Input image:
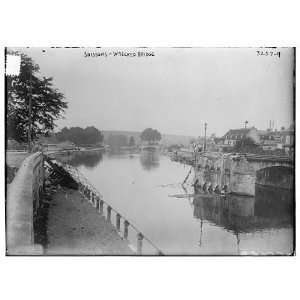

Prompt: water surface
[{"left": 61, "top": 150, "right": 294, "bottom": 255}]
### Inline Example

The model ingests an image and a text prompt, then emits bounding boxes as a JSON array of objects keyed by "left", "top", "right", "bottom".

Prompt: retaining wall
[{"left": 6, "top": 152, "right": 44, "bottom": 255}]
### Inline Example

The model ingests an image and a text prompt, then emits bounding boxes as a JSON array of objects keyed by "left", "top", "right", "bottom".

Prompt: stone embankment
[
  {"left": 6, "top": 152, "right": 44, "bottom": 255},
  {"left": 6, "top": 151, "right": 133, "bottom": 255}
]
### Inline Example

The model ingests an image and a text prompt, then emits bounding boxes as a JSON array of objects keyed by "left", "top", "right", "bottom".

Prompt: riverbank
[{"left": 45, "top": 186, "right": 133, "bottom": 255}]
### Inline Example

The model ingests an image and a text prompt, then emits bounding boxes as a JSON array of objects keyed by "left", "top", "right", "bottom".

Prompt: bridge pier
[{"left": 193, "top": 153, "right": 293, "bottom": 196}]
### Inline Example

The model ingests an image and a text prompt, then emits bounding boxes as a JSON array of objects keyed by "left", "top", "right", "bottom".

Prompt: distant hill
[
  {"left": 102, "top": 130, "right": 195, "bottom": 146},
  {"left": 40, "top": 129, "right": 196, "bottom": 147}
]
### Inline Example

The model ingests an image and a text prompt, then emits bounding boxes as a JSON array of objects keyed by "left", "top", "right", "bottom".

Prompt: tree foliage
[
  {"left": 56, "top": 126, "right": 104, "bottom": 145},
  {"left": 6, "top": 50, "right": 68, "bottom": 143},
  {"left": 140, "top": 128, "right": 161, "bottom": 143},
  {"left": 233, "top": 137, "right": 259, "bottom": 153}
]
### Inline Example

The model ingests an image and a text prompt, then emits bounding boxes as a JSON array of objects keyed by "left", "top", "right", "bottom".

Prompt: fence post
[
  {"left": 137, "top": 233, "right": 144, "bottom": 255},
  {"left": 116, "top": 213, "right": 121, "bottom": 231},
  {"left": 107, "top": 206, "right": 112, "bottom": 222},
  {"left": 96, "top": 196, "right": 100, "bottom": 210},
  {"left": 124, "top": 220, "right": 129, "bottom": 239},
  {"left": 99, "top": 200, "right": 104, "bottom": 215}
]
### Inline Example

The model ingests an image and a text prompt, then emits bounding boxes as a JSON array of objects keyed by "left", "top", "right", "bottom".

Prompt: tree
[
  {"left": 129, "top": 136, "right": 135, "bottom": 147},
  {"left": 56, "top": 126, "right": 104, "bottom": 145},
  {"left": 82, "top": 126, "right": 104, "bottom": 145},
  {"left": 6, "top": 51, "right": 67, "bottom": 143},
  {"left": 233, "top": 137, "right": 259, "bottom": 154},
  {"left": 140, "top": 128, "right": 161, "bottom": 143}
]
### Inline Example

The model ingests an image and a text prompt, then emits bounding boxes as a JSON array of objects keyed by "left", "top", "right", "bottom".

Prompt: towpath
[{"left": 45, "top": 187, "right": 133, "bottom": 255}]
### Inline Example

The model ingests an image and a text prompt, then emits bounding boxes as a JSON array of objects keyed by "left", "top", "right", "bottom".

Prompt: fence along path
[{"left": 52, "top": 160, "right": 164, "bottom": 255}]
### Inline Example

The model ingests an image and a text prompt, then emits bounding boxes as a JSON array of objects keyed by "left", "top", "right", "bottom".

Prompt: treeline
[
  {"left": 56, "top": 126, "right": 104, "bottom": 145},
  {"left": 106, "top": 134, "right": 135, "bottom": 151}
]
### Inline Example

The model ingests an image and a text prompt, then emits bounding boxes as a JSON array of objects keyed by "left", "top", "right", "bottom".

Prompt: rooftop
[{"left": 223, "top": 127, "right": 257, "bottom": 137}]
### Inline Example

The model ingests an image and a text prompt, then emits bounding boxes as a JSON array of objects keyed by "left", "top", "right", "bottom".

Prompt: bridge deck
[{"left": 242, "top": 153, "right": 293, "bottom": 164}]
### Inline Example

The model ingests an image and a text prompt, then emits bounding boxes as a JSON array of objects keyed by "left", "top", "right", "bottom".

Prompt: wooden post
[
  {"left": 107, "top": 206, "right": 112, "bottom": 222},
  {"left": 124, "top": 220, "right": 129, "bottom": 239},
  {"left": 99, "top": 200, "right": 104, "bottom": 215},
  {"left": 96, "top": 196, "right": 100, "bottom": 210},
  {"left": 137, "top": 233, "right": 144, "bottom": 255},
  {"left": 204, "top": 122, "right": 207, "bottom": 151},
  {"left": 116, "top": 213, "right": 121, "bottom": 231}
]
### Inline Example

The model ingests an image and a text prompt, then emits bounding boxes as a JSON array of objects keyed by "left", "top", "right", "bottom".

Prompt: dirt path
[{"left": 45, "top": 187, "right": 133, "bottom": 255}]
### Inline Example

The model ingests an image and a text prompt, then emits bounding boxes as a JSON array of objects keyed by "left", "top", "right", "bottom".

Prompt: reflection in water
[
  {"left": 193, "top": 187, "right": 293, "bottom": 233},
  {"left": 139, "top": 150, "right": 160, "bottom": 171},
  {"left": 192, "top": 186, "right": 294, "bottom": 254},
  {"left": 57, "top": 150, "right": 103, "bottom": 168}
]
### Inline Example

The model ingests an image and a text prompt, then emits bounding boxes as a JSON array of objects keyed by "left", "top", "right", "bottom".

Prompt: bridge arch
[{"left": 255, "top": 165, "right": 293, "bottom": 190}]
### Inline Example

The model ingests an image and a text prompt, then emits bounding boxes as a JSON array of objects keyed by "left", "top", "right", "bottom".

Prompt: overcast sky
[{"left": 14, "top": 47, "right": 294, "bottom": 137}]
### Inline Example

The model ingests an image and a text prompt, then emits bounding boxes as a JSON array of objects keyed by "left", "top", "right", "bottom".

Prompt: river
[{"left": 58, "top": 150, "right": 294, "bottom": 255}]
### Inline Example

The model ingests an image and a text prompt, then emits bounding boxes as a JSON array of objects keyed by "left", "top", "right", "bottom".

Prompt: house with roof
[
  {"left": 279, "top": 124, "right": 294, "bottom": 154},
  {"left": 258, "top": 124, "right": 294, "bottom": 154},
  {"left": 258, "top": 130, "right": 282, "bottom": 151},
  {"left": 223, "top": 127, "right": 260, "bottom": 147}
]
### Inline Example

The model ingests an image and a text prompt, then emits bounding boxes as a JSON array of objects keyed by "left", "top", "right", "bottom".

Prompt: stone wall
[
  {"left": 193, "top": 152, "right": 293, "bottom": 196},
  {"left": 256, "top": 166, "right": 293, "bottom": 190},
  {"left": 6, "top": 152, "right": 44, "bottom": 255}
]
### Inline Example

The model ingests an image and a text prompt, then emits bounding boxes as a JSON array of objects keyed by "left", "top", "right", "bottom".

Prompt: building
[
  {"left": 258, "top": 124, "right": 294, "bottom": 154},
  {"left": 279, "top": 124, "right": 294, "bottom": 154},
  {"left": 223, "top": 127, "right": 260, "bottom": 147},
  {"left": 258, "top": 130, "right": 282, "bottom": 151}
]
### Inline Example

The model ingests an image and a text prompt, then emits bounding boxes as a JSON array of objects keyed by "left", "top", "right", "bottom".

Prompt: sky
[{"left": 12, "top": 47, "right": 294, "bottom": 137}]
